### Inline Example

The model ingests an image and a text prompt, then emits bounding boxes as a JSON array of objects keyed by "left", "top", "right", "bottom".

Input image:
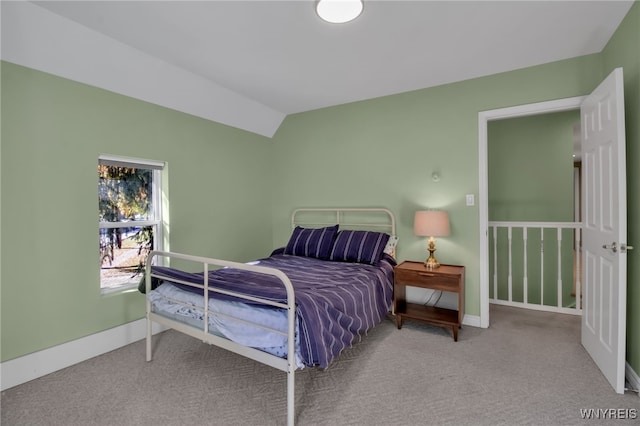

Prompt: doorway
[
  {"left": 487, "top": 109, "right": 581, "bottom": 313},
  {"left": 477, "top": 96, "right": 585, "bottom": 328}
]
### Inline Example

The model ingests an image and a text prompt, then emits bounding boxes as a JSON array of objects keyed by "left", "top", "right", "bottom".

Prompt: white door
[{"left": 581, "top": 67, "right": 628, "bottom": 394}]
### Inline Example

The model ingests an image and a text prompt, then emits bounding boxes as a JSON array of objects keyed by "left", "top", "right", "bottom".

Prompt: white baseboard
[
  {"left": 463, "top": 314, "right": 481, "bottom": 328},
  {"left": 626, "top": 362, "right": 640, "bottom": 397},
  {"left": 0, "top": 319, "right": 166, "bottom": 391}
]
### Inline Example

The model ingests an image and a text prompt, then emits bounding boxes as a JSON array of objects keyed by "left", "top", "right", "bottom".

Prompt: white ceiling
[{"left": 30, "top": 0, "right": 633, "bottom": 114}]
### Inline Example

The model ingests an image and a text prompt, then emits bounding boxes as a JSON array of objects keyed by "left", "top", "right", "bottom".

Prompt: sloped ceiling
[{"left": 1, "top": 1, "right": 634, "bottom": 137}]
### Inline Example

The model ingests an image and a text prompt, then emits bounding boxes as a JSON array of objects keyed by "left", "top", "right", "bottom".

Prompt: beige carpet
[{"left": 2, "top": 305, "right": 639, "bottom": 425}]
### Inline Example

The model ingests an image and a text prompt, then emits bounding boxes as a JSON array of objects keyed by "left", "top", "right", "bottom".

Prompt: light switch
[{"left": 466, "top": 194, "right": 475, "bottom": 206}]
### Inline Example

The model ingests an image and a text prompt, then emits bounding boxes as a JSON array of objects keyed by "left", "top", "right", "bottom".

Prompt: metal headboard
[{"left": 291, "top": 208, "right": 396, "bottom": 235}]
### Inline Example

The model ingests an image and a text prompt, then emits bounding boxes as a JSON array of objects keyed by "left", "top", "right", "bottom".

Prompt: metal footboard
[{"left": 144, "top": 250, "right": 297, "bottom": 426}]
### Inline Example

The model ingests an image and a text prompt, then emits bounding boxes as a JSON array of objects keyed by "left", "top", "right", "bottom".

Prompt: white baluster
[
  {"left": 575, "top": 228, "right": 582, "bottom": 311},
  {"left": 523, "top": 227, "right": 528, "bottom": 304},
  {"left": 540, "top": 228, "right": 544, "bottom": 306},
  {"left": 493, "top": 226, "right": 498, "bottom": 301},
  {"left": 508, "top": 226, "right": 513, "bottom": 302},
  {"left": 557, "top": 228, "right": 562, "bottom": 308}
]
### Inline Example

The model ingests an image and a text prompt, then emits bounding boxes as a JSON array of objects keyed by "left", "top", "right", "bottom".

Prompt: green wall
[
  {"left": 488, "top": 111, "right": 578, "bottom": 221},
  {"left": 488, "top": 111, "right": 578, "bottom": 307},
  {"left": 0, "top": 62, "right": 274, "bottom": 361},
  {"left": 602, "top": 1, "right": 640, "bottom": 377}
]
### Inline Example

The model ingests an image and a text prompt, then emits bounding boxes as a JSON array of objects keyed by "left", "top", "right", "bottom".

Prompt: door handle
[{"left": 602, "top": 242, "right": 634, "bottom": 253}]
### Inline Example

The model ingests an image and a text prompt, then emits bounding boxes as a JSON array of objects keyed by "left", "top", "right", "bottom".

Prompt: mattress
[
  {"left": 147, "top": 251, "right": 395, "bottom": 368},
  {"left": 148, "top": 281, "right": 304, "bottom": 368}
]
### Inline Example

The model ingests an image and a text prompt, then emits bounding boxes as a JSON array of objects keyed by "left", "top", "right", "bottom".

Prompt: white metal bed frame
[{"left": 145, "top": 208, "right": 395, "bottom": 426}]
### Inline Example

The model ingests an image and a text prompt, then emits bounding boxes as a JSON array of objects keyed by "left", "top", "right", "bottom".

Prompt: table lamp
[{"left": 413, "top": 210, "right": 450, "bottom": 269}]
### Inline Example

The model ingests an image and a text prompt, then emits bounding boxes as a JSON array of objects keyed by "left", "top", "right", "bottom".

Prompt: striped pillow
[
  {"left": 329, "top": 230, "right": 390, "bottom": 265},
  {"left": 284, "top": 225, "right": 339, "bottom": 259}
]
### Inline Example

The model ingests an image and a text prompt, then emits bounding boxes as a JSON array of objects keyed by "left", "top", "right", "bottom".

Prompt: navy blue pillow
[
  {"left": 329, "top": 230, "right": 390, "bottom": 265},
  {"left": 284, "top": 225, "right": 339, "bottom": 259}
]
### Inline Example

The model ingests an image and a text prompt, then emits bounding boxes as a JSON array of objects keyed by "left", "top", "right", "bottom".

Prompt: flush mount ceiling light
[{"left": 316, "top": 0, "right": 364, "bottom": 24}]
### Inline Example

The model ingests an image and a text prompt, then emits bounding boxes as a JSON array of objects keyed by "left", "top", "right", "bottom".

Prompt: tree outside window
[{"left": 98, "top": 156, "right": 163, "bottom": 292}]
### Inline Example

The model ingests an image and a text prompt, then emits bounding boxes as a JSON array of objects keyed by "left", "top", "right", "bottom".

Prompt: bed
[{"left": 143, "top": 208, "right": 397, "bottom": 426}]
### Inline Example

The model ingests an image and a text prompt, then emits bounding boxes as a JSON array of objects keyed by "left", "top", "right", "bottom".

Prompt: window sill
[{"left": 101, "top": 283, "right": 139, "bottom": 296}]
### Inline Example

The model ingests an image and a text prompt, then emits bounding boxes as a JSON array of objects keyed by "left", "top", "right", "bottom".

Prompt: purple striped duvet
[{"left": 151, "top": 251, "right": 395, "bottom": 368}]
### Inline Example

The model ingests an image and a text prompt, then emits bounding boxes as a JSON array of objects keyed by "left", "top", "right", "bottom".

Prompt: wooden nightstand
[{"left": 394, "top": 261, "right": 465, "bottom": 341}]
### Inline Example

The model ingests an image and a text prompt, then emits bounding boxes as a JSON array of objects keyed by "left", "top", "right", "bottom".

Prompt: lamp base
[{"left": 424, "top": 249, "right": 440, "bottom": 269}]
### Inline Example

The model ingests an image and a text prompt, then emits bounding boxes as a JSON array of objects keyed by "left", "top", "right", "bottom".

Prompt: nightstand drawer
[{"left": 395, "top": 268, "right": 460, "bottom": 292}]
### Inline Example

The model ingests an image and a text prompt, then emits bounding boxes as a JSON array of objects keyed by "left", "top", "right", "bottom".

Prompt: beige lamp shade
[{"left": 413, "top": 210, "right": 450, "bottom": 237}]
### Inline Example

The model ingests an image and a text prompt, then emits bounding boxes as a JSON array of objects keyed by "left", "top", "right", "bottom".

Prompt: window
[{"left": 98, "top": 155, "right": 164, "bottom": 293}]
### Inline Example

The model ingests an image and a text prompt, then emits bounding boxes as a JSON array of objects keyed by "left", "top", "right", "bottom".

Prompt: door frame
[{"left": 477, "top": 96, "right": 585, "bottom": 328}]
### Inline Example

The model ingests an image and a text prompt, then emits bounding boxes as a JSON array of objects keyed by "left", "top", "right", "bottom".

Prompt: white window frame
[{"left": 98, "top": 154, "right": 165, "bottom": 294}]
